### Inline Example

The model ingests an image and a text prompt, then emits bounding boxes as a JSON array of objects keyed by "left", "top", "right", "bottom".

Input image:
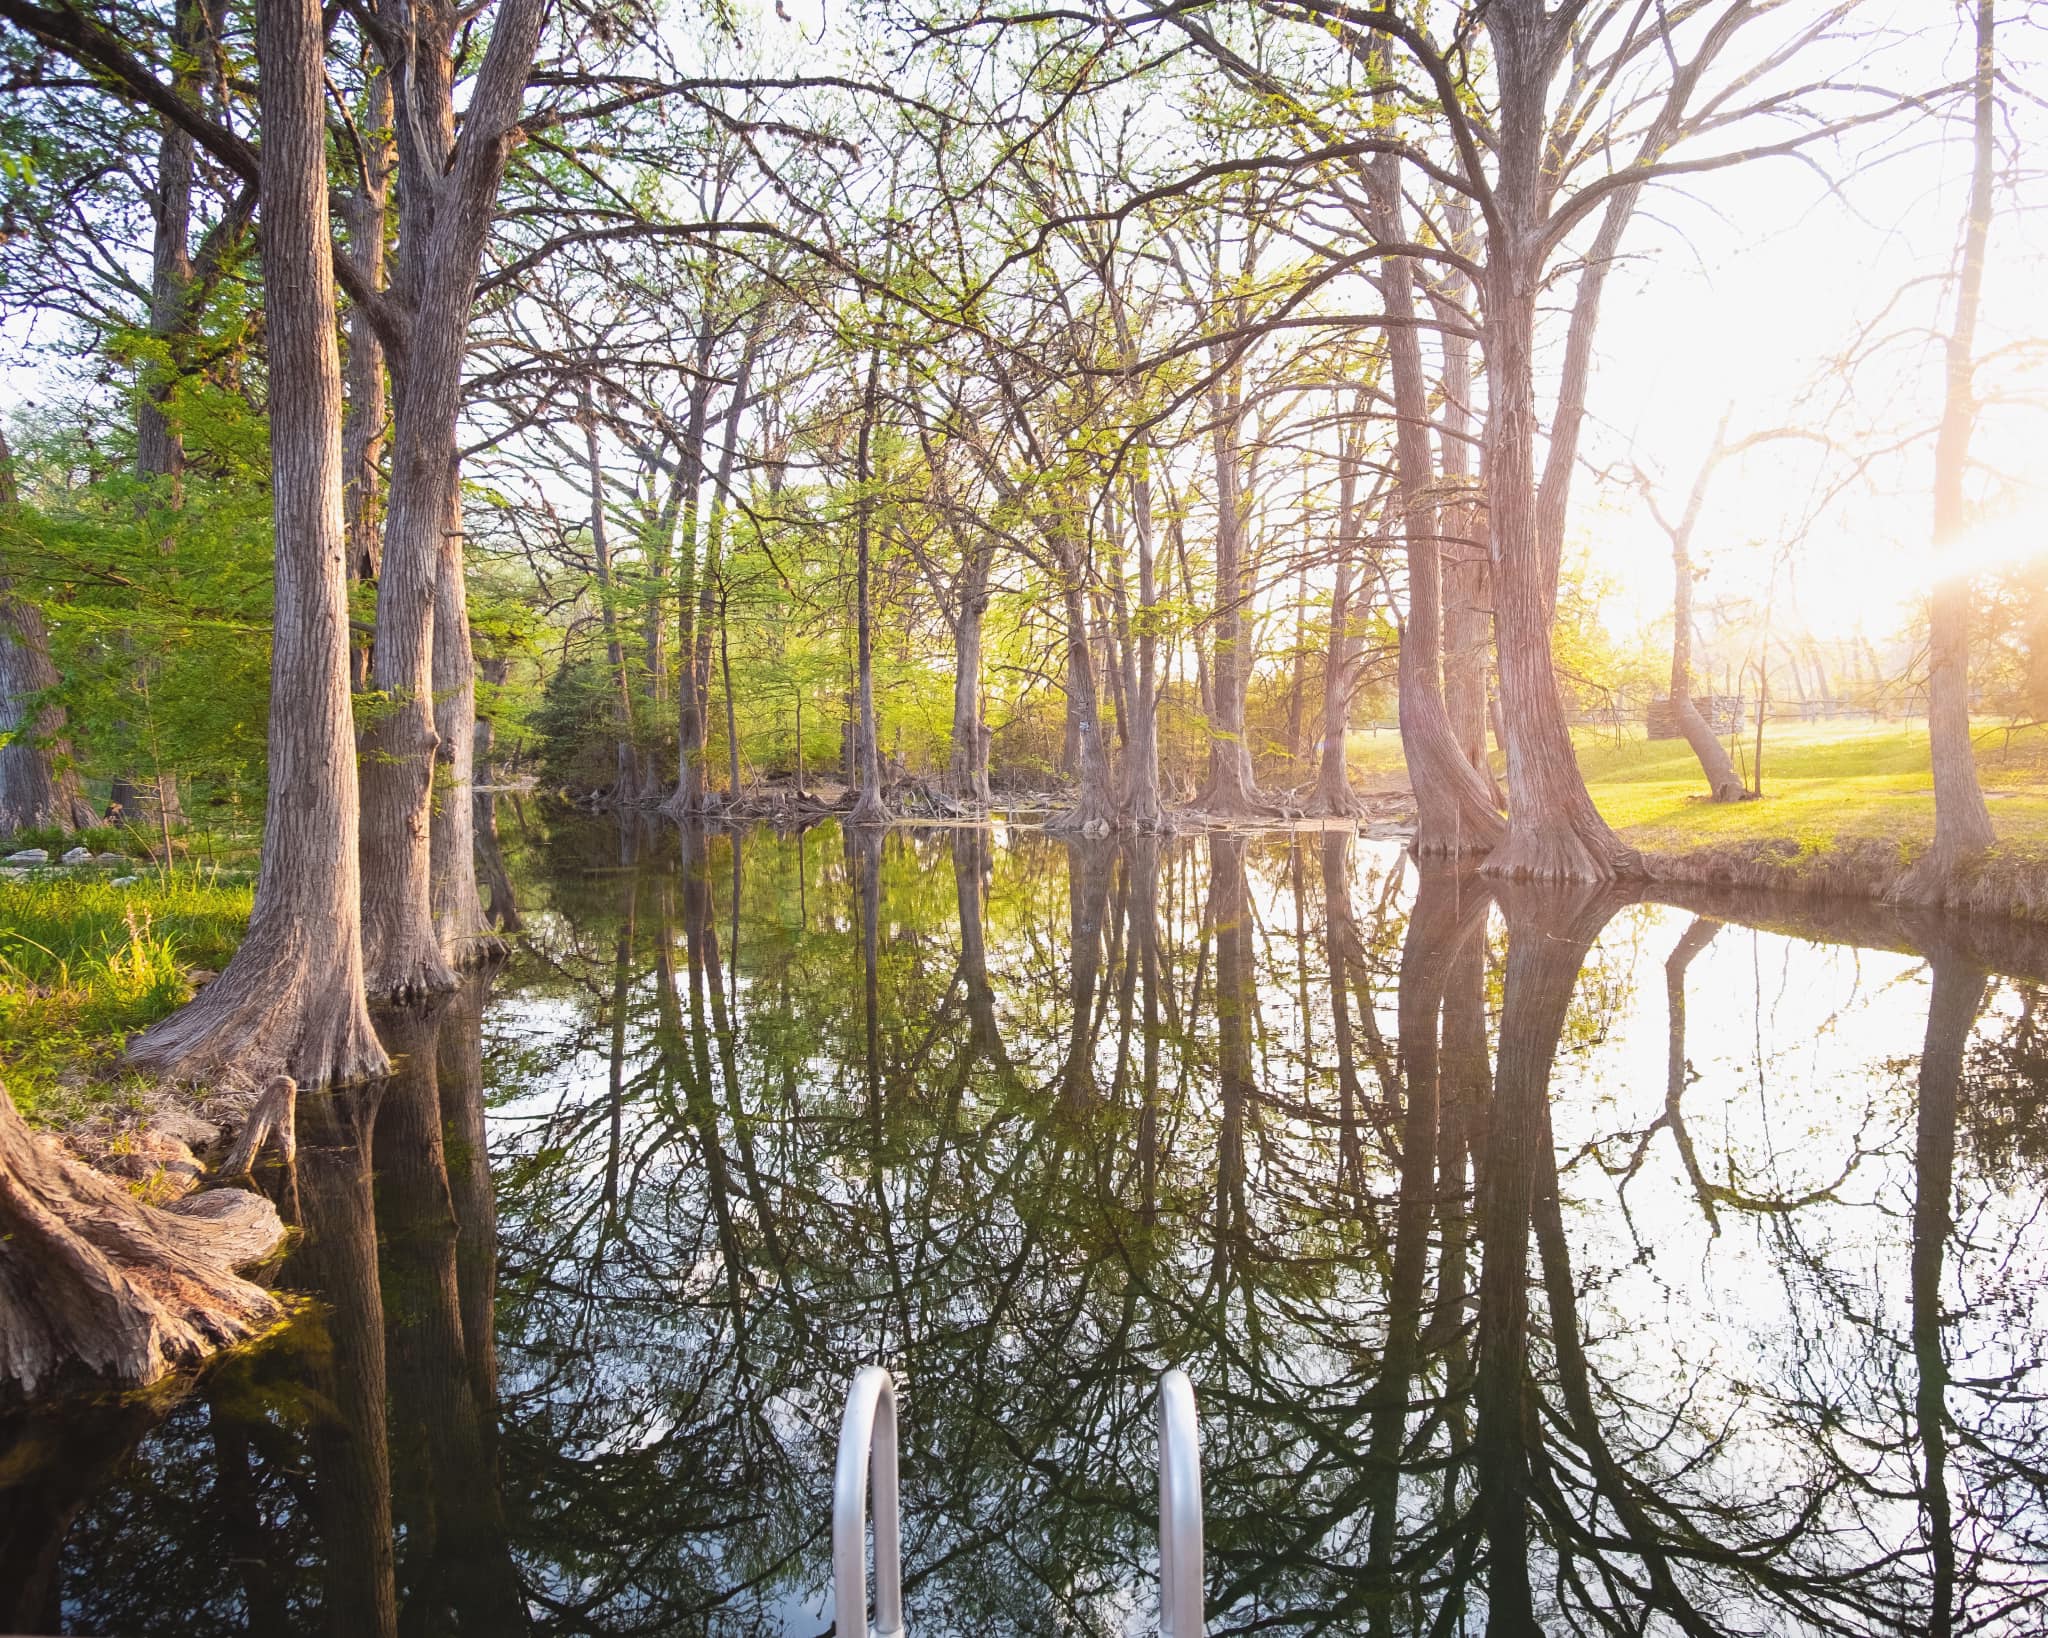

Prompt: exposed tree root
[
  {"left": 0, "top": 1086, "right": 288, "bottom": 1402},
  {"left": 1482, "top": 815, "right": 1643, "bottom": 884},
  {"left": 216, "top": 1076, "right": 299, "bottom": 1181},
  {"left": 128, "top": 931, "right": 390, "bottom": 1094}
]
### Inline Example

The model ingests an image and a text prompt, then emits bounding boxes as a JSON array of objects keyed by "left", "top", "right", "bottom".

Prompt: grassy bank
[
  {"left": 0, "top": 872, "right": 253, "bottom": 1127},
  {"left": 1352, "top": 717, "right": 2048, "bottom": 917}
]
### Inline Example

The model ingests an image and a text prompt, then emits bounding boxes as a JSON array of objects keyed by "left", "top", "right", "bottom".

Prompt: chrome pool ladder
[{"left": 831, "top": 1365, "right": 1206, "bottom": 1637}]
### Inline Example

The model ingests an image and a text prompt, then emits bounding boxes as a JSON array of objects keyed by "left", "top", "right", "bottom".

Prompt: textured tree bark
[
  {"left": 0, "top": 538, "right": 96, "bottom": 834},
  {"left": 1046, "top": 571, "right": 1118, "bottom": 833},
  {"left": 1922, "top": 0, "right": 2000, "bottom": 871},
  {"left": 0, "top": 1081, "right": 285, "bottom": 1401},
  {"left": 127, "top": 0, "right": 388, "bottom": 1090},
  {"left": 471, "top": 656, "right": 521, "bottom": 932},
  {"left": 1377, "top": 157, "right": 1507, "bottom": 856},
  {"left": 691, "top": 342, "right": 757, "bottom": 806},
  {"left": 1312, "top": 428, "right": 1368, "bottom": 816},
  {"left": 1118, "top": 460, "right": 1166, "bottom": 830},
  {"left": 1195, "top": 376, "right": 1269, "bottom": 815},
  {"left": 356, "top": 0, "right": 545, "bottom": 1001},
  {"left": 848, "top": 349, "right": 890, "bottom": 826},
  {"left": 133, "top": 0, "right": 206, "bottom": 493},
  {"left": 1668, "top": 514, "right": 1746, "bottom": 801},
  {"left": 946, "top": 554, "right": 993, "bottom": 804},
  {"left": 428, "top": 485, "right": 499, "bottom": 967},
  {"left": 341, "top": 53, "right": 391, "bottom": 692},
  {"left": 1433, "top": 202, "right": 1502, "bottom": 801},
  {"left": 581, "top": 386, "right": 634, "bottom": 798},
  {"left": 664, "top": 359, "right": 713, "bottom": 814},
  {"left": 1478, "top": 16, "right": 1636, "bottom": 883}
]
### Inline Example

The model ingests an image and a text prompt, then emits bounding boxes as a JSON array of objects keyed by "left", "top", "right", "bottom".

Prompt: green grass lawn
[
  {"left": 0, "top": 872, "right": 253, "bottom": 1126},
  {"left": 1347, "top": 718, "right": 2048, "bottom": 858}
]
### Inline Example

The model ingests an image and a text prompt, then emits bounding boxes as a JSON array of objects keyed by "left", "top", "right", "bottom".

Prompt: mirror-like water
[{"left": 9, "top": 817, "right": 2048, "bottom": 1636}]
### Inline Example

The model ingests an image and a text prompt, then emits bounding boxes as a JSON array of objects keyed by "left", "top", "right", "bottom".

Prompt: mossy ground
[{"left": 0, "top": 872, "right": 253, "bottom": 1126}]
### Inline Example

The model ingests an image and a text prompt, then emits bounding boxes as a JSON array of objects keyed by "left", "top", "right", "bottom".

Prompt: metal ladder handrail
[
  {"left": 834, "top": 1364, "right": 906, "bottom": 1638},
  {"left": 1158, "top": 1367, "right": 1205, "bottom": 1638}
]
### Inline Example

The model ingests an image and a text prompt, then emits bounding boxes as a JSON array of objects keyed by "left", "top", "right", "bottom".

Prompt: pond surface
[{"left": 9, "top": 817, "right": 2048, "bottom": 1636}]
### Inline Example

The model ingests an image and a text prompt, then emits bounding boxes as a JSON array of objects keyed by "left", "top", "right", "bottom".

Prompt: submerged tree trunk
[
  {"left": 341, "top": 52, "right": 391, "bottom": 691},
  {"left": 129, "top": 0, "right": 389, "bottom": 1091},
  {"left": 1922, "top": 0, "right": 2000, "bottom": 870},
  {"left": 1909, "top": 954, "right": 1986, "bottom": 1638},
  {"left": 291, "top": 1079, "right": 400, "bottom": 1638}
]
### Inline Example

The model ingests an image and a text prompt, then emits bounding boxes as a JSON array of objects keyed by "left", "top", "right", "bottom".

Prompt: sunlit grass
[
  {"left": 1345, "top": 718, "right": 2048, "bottom": 857},
  {"left": 0, "top": 873, "right": 253, "bottom": 1126}
]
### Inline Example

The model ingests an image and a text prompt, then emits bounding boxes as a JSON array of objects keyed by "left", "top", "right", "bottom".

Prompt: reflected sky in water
[{"left": 10, "top": 815, "right": 2048, "bottom": 1637}]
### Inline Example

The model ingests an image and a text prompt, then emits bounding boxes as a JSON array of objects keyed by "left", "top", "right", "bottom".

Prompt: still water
[{"left": 9, "top": 817, "right": 2048, "bottom": 1635}]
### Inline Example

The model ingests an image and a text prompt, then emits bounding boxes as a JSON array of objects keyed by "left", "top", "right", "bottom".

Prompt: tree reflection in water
[{"left": 20, "top": 818, "right": 2048, "bottom": 1635}]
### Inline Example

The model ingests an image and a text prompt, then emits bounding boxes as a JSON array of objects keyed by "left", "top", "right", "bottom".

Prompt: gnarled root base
[
  {"left": 0, "top": 1087, "right": 288, "bottom": 1402},
  {"left": 128, "top": 935, "right": 390, "bottom": 1094},
  {"left": 1482, "top": 818, "right": 1644, "bottom": 884}
]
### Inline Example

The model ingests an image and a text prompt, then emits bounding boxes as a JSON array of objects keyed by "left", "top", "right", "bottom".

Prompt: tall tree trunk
[
  {"left": 1048, "top": 563, "right": 1117, "bottom": 833},
  {"left": 428, "top": 482, "right": 497, "bottom": 967},
  {"left": 1434, "top": 201, "right": 1502, "bottom": 801},
  {"left": 129, "top": 0, "right": 388, "bottom": 1089},
  {"left": 1375, "top": 87, "right": 1505, "bottom": 857},
  {"left": 1120, "top": 458, "right": 1165, "bottom": 830},
  {"left": 134, "top": 0, "right": 203, "bottom": 494},
  {"left": 471, "top": 657, "right": 520, "bottom": 932},
  {"left": 356, "top": 0, "right": 545, "bottom": 1002},
  {"left": 1478, "top": 14, "right": 1636, "bottom": 883},
  {"left": 1668, "top": 500, "right": 1746, "bottom": 801},
  {"left": 848, "top": 348, "right": 890, "bottom": 825},
  {"left": 341, "top": 53, "right": 391, "bottom": 692},
  {"left": 0, "top": 439, "right": 95, "bottom": 833},
  {"left": 665, "top": 368, "right": 713, "bottom": 814},
  {"left": 692, "top": 342, "right": 757, "bottom": 806},
  {"left": 581, "top": 384, "right": 637, "bottom": 795},
  {"left": 947, "top": 542, "right": 994, "bottom": 804},
  {"left": 1313, "top": 424, "right": 1367, "bottom": 815},
  {"left": 1923, "top": 0, "right": 1999, "bottom": 868},
  {"left": 1196, "top": 376, "right": 1268, "bottom": 814}
]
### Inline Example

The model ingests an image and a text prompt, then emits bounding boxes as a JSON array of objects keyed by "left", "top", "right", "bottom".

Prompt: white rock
[
  {"left": 5, "top": 848, "right": 49, "bottom": 865},
  {"left": 60, "top": 847, "right": 92, "bottom": 864},
  {"left": 94, "top": 852, "right": 126, "bottom": 865},
  {"left": 112, "top": 875, "right": 139, "bottom": 886}
]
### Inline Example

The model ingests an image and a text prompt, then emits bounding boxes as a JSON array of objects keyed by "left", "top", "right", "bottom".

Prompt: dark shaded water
[{"left": 8, "top": 817, "right": 2048, "bottom": 1636}]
